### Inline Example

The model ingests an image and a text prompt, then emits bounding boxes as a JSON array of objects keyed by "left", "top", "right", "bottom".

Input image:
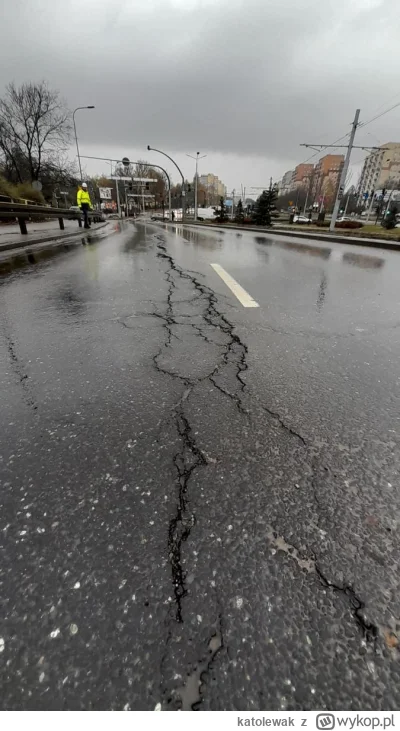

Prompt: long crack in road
[{"left": 1, "top": 223, "right": 400, "bottom": 710}]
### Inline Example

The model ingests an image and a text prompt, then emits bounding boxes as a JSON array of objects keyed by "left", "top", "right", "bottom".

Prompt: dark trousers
[{"left": 81, "top": 203, "right": 91, "bottom": 228}]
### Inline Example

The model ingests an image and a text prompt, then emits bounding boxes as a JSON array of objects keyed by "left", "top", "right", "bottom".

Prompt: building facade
[
  {"left": 357, "top": 143, "right": 400, "bottom": 203},
  {"left": 198, "top": 173, "right": 227, "bottom": 204},
  {"left": 311, "top": 154, "right": 344, "bottom": 207},
  {"left": 278, "top": 170, "right": 294, "bottom": 195},
  {"left": 291, "top": 163, "right": 314, "bottom": 190}
]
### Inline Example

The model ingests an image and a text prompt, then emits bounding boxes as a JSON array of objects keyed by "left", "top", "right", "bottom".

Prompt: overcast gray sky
[{"left": 1, "top": 0, "right": 400, "bottom": 189}]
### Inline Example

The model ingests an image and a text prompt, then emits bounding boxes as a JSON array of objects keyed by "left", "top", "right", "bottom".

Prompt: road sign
[
  {"left": 99, "top": 187, "right": 112, "bottom": 199},
  {"left": 127, "top": 194, "right": 155, "bottom": 198},
  {"left": 121, "top": 157, "right": 130, "bottom": 167},
  {"left": 133, "top": 178, "right": 158, "bottom": 183},
  {"left": 111, "top": 176, "right": 131, "bottom": 181},
  {"left": 32, "top": 180, "right": 42, "bottom": 191}
]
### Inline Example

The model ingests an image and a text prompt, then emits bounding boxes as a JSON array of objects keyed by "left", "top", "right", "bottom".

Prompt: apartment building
[
  {"left": 357, "top": 143, "right": 400, "bottom": 202},
  {"left": 198, "top": 173, "right": 227, "bottom": 202},
  {"left": 311, "top": 154, "right": 344, "bottom": 204},
  {"left": 291, "top": 163, "right": 314, "bottom": 189},
  {"left": 279, "top": 170, "right": 294, "bottom": 194}
]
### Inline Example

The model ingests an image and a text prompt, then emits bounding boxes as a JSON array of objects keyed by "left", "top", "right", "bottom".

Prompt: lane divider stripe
[{"left": 210, "top": 263, "right": 259, "bottom": 308}]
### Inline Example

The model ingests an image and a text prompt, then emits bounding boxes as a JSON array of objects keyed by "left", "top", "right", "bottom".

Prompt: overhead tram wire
[{"left": 358, "top": 101, "right": 400, "bottom": 129}]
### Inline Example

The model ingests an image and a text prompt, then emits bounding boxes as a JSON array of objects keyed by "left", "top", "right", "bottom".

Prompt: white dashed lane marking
[{"left": 210, "top": 263, "right": 259, "bottom": 308}]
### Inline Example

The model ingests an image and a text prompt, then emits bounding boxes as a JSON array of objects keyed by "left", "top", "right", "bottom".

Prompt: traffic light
[{"left": 145, "top": 183, "right": 150, "bottom": 191}]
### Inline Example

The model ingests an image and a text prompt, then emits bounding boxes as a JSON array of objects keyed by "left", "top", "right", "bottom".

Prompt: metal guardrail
[{"left": 0, "top": 201, "right": 103, "bottom": 234}]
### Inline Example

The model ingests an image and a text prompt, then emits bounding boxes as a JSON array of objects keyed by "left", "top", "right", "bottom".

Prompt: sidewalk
[
  {"left": 0, "top": 220, "right": 109, "bottom": 275},
  {"left": 0, "top": 219, "right": 89, "bottom": 252}
]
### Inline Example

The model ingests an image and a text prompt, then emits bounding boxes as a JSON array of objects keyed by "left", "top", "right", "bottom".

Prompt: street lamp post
[
  {"left": 186, "top": 152, "right": 206, "bottom": 221},
  {"left": 147, "top": 146, "right": 186, "bottom": 221},
  {"left": 72, "top": 106, "right": 95, "bottom": 182}
]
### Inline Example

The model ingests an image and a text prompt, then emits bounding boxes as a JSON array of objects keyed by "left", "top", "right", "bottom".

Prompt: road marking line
[{"left": 210, "top": 263, "right": 259, "bottom": 308}]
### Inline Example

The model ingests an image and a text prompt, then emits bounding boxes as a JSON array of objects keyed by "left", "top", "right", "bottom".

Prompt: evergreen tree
[
  {"left": 254, "top": 184, "right": 277, "bottom": 226},
  {"left": 382, "top": 203, "right": 398, "bottom": 229},
  {"left": 214, "top": 196, "right": 228, "bottom": 223},
  {"left": 234, "top": 199, "right": 244, "bottom": 224}
]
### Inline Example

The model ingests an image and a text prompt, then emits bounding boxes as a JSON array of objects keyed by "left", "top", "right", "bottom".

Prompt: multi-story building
[
  {"left": 198, "top": 173, "right": 227, "bottom": 204},
  {"left": 311, "top": 154, "right": 344, "bottom": 207},
  {"left": 290, "top": 163, "right": 314, "bottom": 190},
  {"left": 357, "top": 143, "right": 400, "bottom": 203},
  {"left": 277, "top": 170, "right": 294, "bottom": 195},
  {"left": 279, "top": 170, "right": 294, "bottom": 194}
]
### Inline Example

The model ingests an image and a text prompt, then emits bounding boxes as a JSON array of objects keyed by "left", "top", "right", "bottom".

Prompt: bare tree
[{"left": 0, "top": 81, "right": 71, "bottom": 183}]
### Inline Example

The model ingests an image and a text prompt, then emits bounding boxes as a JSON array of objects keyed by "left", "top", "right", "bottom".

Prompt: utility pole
[
  {"left": 113, "top": 163, "right": 121, "bottom": 218},
  {"left": 329, "top": 109, "right": 360, "bottom": 231}
]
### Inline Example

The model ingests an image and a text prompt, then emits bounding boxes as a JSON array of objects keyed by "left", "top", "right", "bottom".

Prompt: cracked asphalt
[{"left": 1, "top": 220, "right": 400, "bottom": 710}]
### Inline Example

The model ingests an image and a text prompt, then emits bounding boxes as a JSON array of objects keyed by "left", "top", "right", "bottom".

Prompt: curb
[
  {"left": 168, "top": 221, "right": 400, "bottom": 252},
  {"left": 0, "top": 222, "right": 109, "bottom": 276}
]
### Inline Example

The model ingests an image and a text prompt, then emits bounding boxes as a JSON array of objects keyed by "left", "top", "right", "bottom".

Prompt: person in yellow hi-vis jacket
[{"left": 77, "top": 183, "right": 92, "bottom": 229}]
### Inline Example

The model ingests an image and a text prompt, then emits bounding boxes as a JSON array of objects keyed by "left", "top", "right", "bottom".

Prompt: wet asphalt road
[{"left": 1, "top": 220, "right": 400, "bottom": 711}]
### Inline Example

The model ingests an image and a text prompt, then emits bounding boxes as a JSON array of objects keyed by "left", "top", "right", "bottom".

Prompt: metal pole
[
  {"left": 149, "top": 146, "right": 185, "bottom": 220},
  {"left": 194, "top": 154, "right": 198, "bottom": 221},
  {"left": 72, "top": 106, "right": 95, "bottom": 182},
  {"left": 186, "top": 152, "right": 206, "bottom": 221},
  {"left": 114, "top": 166, "right": 121, "bottom": 218},
  {"left": 72, "top": 111, "right": 82, "bottom": 182},
  {"left": 303, "top": 185, "right": 309, "bottom": 214},
  {"left": 365, "top": 191, "right": 375, "bottom": 224},
  {"left": 303, "top": 176, "right": 313, "bottom": 214},
  {"left": 343, "top": 193, "right": 350, "bottom": 217},
  {"left": 330, "top": 108, "right": 360, "bottom": 231},
  {"left": 124, "top": 184, "right": 129, "bottom": 218}
]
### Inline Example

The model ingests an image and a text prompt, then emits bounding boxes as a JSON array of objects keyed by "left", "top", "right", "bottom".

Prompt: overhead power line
[
  {"left": 359, "top": 101, "right": 400, "bottom": 129},
  {"left": 301, "top": 132, "right": 351, "bottom": 164}
]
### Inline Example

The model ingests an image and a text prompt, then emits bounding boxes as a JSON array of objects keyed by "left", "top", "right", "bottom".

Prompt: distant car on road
[
  {"left": 293, "top": 215, "right": 311, "bottom": 224},
  {"left": 151, "top": 214, "right": 169, "bottom": 222}
]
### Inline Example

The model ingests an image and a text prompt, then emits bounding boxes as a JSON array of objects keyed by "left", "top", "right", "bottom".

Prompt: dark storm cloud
[{"left": 1, "top": 0, "right": 399, "bottom": 162}]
